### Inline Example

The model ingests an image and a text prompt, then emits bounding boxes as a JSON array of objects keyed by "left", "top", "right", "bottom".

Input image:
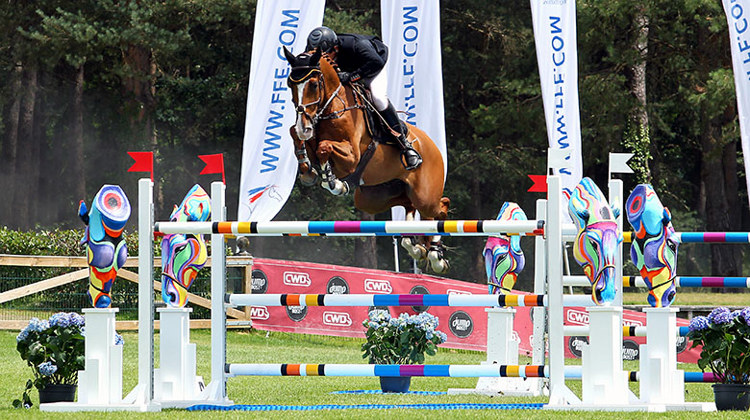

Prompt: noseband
[{"left": 288, "top": 65, "right": 358, "bottom": 134}]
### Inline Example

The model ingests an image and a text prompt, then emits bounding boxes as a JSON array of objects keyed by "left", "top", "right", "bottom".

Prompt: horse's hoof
[
  {"left": 400, "top": 237, "right": 427, "bottom": 260},
  {"left": 322, "top": 179, "right": 349, "bottom": 196},
  {"left": 428, "top": 250, "right": 450, "bottom": 274}
]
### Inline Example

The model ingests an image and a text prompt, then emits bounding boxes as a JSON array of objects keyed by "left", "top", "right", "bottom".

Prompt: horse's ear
[
  {"left": 310, "top": 47, "right": 322, "bottom": 65},
  {"left": 282, "top": 46, "right": 296, "bottom": 65}
]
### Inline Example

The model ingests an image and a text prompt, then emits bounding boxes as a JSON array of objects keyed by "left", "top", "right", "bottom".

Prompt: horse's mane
[{"left": 320, "top": 52, "right": 340, "bottom": 72}]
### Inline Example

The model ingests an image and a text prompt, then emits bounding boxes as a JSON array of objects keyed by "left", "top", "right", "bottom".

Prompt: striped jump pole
[
  {"left": 226, "top": 363, "right": 563, "bottom": 378},
  {"left": 226, "top": 363, "right": 720, "bottom": 383},
  {"left": 564, "top": 275, "right": 750, "bottom": 288},
  {"left": 225, "top": 293, "right": 595, "bottom": 308},
  {"left": 620, "top": 231, "right": 750, "bottom": 244},
  {"left": 563, "top": 325, "right": 689, "bottom": 337},
  {"left": 154, "top": 219, "right": 545, "bottom": 237}
]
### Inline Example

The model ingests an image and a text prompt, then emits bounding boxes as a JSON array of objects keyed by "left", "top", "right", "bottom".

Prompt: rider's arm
[{"left": 349, "top": 38, "right": 386, "bottom": 82}]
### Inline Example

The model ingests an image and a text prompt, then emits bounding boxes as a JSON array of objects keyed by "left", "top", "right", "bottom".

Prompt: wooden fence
[{"left": 0, "top": 254, "right": 254, "bottom": 330}]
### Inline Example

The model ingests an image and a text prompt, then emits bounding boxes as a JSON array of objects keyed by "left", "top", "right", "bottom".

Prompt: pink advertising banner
[{"left": 248, "top": 258, "right": 698, "bottom": 362}]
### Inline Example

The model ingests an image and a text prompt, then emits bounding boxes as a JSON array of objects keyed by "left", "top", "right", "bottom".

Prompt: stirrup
[{"left": 401, "top": 149, "right": 422, "bottom": 170}]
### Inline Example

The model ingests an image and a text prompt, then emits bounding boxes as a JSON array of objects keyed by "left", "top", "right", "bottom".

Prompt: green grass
[{"left": 1, "top": 329, "right": 748, "bottom": 419}]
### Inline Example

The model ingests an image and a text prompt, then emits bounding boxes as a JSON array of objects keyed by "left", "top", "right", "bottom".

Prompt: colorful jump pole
[
  {"left": 225, "top": 293, "right": 594, "bottom": 308},
  {"left": 564, "top": 275, "right": 750, "bottom": 288},
  {"left": 154, "top": 219, "right": 545, "bottom": 237}
]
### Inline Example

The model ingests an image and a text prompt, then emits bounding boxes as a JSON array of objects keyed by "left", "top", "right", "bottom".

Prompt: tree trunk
[
  {"left": 624, "top": 6, "right": 651, "bottom": 183},
  {"left": 122, "top": 45, "right": 161, "bottom": 206},
  {"left": 469, "top": 174, "right": 484, "bottom": 283},
  {"left": 354, "top": 210, "right": 378, "bottom": 269},
  {"left": 700, "top": 108, "right": 742, "bottom": 278},
  {"left": 13, "top": 65, "right": 39, "bottom": 230},
  {"left": 0, "top": 62, "right": 23, "bottom": 224},
  {"left": 71, "top": 64, "right": 87, "bottom": 203}
]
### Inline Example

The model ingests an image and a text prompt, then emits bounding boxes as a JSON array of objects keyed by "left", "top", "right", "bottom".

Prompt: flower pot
[
  {"left": 379, "top": 376, "right": 411, "bottom": 393},
  {"left": 713, "top": 384, "right": 750, "bottom": 411},
  {"left": 38, "top": 384, "right": 77, "bottom": 404}
]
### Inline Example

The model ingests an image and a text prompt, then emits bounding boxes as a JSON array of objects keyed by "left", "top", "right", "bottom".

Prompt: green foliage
[
  {"left": 0, "top": 227, "right": 139, "bottom": 257},
  {"left": 687, "top": 307, "right": 750, "bottom": 384},
  {"left": 12, "top": 313, "right": 89, "bottom": 408},
  {"left": 361, "top": 310, "right": 447, "bottom": 365}
]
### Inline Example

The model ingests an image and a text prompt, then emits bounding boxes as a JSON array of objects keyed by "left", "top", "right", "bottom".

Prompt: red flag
[
  {"left": 199, "top": 153, "right": 225, "bottom": 184},
  {"left": 527, "top": 175, "right": 547, "bottom": 193},
  {"left": 127, "top": 152, "right": 153, "bottom": 181}
]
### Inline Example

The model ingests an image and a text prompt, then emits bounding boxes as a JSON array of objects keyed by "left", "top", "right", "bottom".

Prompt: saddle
[
  {"left": 336, "top": 84, "right": 409, "bottom": 190},
  {"left": 351, "top": 84, "right": 408, "bottom": 145}
]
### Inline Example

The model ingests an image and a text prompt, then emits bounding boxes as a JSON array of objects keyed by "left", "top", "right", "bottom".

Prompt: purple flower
[
  {"left": 114, "top": 333, "right": 124, "bottom": 346},
  {"left": 68, "top": 312, "right": 85, "bottom": 328},
  {"left": 708, "top": 307, "right": 732, "bottom": 325},
  {"left": 741, "top": 307, "right": 750, "bottom": 326},
  {"left": 49, "top": 313, "right": 70, "bottom": 328},
  {"left": 38, "top": 362, "right": 57, "bottom": 376},
  {"left": 689, "top": 316, "right": 709, "bottom": 332}
]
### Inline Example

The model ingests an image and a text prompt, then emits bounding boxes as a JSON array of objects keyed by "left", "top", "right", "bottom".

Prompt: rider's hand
[{"left": 337, "top": 71, "right": 351, "bottom": 83}]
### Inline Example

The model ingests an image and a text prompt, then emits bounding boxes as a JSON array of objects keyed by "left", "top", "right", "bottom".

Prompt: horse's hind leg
[
  {"left": 399, "top": 209, "right": 427, "bottom": 262},
  {"left": 427, "top": 235, "right": 450, "bottom": 274}
]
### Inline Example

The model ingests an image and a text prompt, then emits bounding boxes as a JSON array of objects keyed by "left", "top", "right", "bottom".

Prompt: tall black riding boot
[{"left": 382, "top": 103, "right": 422, "bottom": 170}]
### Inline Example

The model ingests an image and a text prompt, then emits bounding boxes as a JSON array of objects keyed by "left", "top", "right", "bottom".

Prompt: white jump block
[
  {"left": 154, "top": 307, "right": 206, "bottom": 408},
  {"left": 581, "top": 306, "right": 631, "bottom": 405},
  {"left": 41, "top": 308, "right": 159, "bottom": 412}
]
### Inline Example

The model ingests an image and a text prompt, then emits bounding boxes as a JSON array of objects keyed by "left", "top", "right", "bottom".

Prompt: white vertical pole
[
  {"left": 546, "top": 174, "right": 579, "bottom": 405},
  {"left": 531, "top": 199, "right": 547, "bottom": 394},
  {"left": 210, "top": 181, "right": 228, "bottom": 400},
  {"left": 608, "top": 178, "right": 624, "bottom": 307},
  {"left": 392, "top": 237, "right": 400, "bottom": 272},
  {"left": 137, "top": 178, "right": 154, "bottom": 405}
]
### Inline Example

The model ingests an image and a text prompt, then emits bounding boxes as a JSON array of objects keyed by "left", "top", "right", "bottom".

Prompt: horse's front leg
[
  {"left": 290, "top": 127, "right": 319, "bottom": 186},
  {"left": 320, "top": 161, "right": 349, "bottom": 195},
  {"left": 317, "top": 140, "right": 356, "bottom": 196}
]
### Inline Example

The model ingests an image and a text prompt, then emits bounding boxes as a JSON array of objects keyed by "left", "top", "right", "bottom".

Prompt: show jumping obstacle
[{"left": 43, "top": 150, "right": 739, "bottom": 412}]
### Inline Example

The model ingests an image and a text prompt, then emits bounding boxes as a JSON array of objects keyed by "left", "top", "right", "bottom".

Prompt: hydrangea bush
[
  {"left": 687, "top": 307, "right": 750, "bottom": 384},
  {"left": 361, "top": 310, "right": 447, "bottom": 365},
  {"left": 13, "top": 312, "right": 124, "bottom": 408}
]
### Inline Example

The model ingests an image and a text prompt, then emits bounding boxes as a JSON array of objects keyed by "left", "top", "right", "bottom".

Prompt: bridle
[{"left": 288, "top": 65, "right": 361, "bottom": 132}]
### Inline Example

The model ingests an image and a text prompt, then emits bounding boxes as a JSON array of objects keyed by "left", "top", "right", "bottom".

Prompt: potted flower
[
  {"left": 687, "top": 307, "right": 750, "bottom": 411},
  {"left": 13, "top": 312, "right": 86, "bottom": 408},
  {"left": 361, "top": 310, "right": 447, "bottom": 392}
]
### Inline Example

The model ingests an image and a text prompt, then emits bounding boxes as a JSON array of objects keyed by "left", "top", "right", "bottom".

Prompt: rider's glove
[
  {"left": 337, "top": 71, "right": 351, "bottom": 83},
  {"left": 338, "top": 72, "right": 361, "bottom": 84}
]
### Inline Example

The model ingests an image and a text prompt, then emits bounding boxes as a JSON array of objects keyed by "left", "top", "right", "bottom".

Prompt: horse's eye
[{"left": 310, "top": 80, "right": 319, "bottom": 89}]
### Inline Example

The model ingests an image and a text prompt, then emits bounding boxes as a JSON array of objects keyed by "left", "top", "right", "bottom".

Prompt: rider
[{"left": 305, "top": 26, "right": 422, "bottom": 170}]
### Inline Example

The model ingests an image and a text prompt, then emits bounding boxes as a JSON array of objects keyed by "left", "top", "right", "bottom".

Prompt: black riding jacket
[{"left": 334, "top": 34, "right": 388, "bottom": 83}]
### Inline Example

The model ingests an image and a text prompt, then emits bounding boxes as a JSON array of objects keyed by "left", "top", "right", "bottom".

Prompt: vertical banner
[
  {"left": 723, "top": 0, "right": 750, "bottom": 209},
  {"left": 530, "top": 0, "right": 583, "bottom": 198},
  {"left": 238, "top": 0, "right": 325, "bottom": 221},
  {"left": 381, "top": 0, "right": 447, "bottom": 221}
]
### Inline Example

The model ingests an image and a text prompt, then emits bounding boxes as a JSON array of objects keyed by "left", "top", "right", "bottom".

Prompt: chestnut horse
[{"left": 283, "top": 47, "right": 450, "bottom": 273}]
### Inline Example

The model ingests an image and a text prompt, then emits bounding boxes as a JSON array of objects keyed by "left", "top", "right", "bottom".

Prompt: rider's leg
[{"left": 369, "top": 72, "right": 422, "bottom": 170}]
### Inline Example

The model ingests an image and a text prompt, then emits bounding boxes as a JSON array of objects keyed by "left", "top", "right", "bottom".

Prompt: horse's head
[
  {"left": 484, "top": 202, "right": 527, "bottom": 295},
  {"left": 161, "top": 184, "right": 211, "bottom": 308},
  {"left": 626, "top": 184, "right": 679, "bottom": 307},
  {"left": 568, "top": 177, "right": 623, "bottom": 305},
  {"left": 78, "top": 185, "right": 131, "bottom": 308},
  {"left": 283, "top": 46, "right": 342, "bottom": 141}
]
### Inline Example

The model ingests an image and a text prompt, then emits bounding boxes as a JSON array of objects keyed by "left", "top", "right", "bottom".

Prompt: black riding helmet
[{"left": 306, "top": 26, "right": 338, "bottom": 53}]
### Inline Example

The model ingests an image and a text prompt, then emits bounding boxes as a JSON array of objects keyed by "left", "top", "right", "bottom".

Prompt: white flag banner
[
  {"left": 238, "top": 0, "right": 325, "bottom": 222},
  {"left": 530, "top": 0, "right": 583, "bottom": 198},
  {"left": 381, "top": 0, "right": 447, "bottom": 221},
  {"left": 723, "top": 0, "right": 750, "bottom": 209}
]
